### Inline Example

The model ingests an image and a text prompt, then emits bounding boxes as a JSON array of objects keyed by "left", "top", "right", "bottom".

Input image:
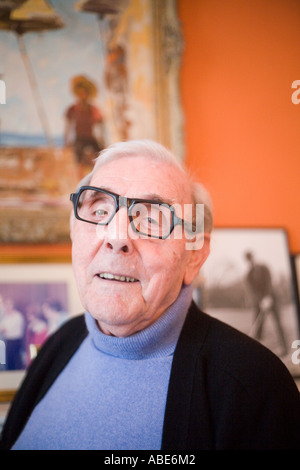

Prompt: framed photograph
[
  {"left": 196, "top": 228, "right": 300, "bottom": 377},
  {"left": 0, "top": 0, "right": 183, "bottom": 244},
  {"left": 0, "top": 245, "right": 83, "bottom": 402},
  {"left": 293, "top": 254, "right": 300, "bottom": 307}
]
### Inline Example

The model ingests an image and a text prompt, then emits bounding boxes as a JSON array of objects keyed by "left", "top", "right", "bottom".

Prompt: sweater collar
[{"left": 85, "top": 284, "right": 193, "bottom": 360}]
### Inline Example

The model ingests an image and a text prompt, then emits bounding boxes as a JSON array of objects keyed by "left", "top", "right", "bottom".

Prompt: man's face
[{"left": 71, "top": 155, "right": 207, "bottom": 336}]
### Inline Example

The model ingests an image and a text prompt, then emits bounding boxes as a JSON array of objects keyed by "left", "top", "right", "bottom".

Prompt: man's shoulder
[
  {"left": 183, "top": 303, "right": 295, "bottom": 395},
  {"left": 24, "top": 314, "right": 87, "bottom": 377},
  {"left": 39, "top": 314, "right": 87, "bottom": 356},
  {"left": 0, "top": 314, "right": 88, "bottom": 450},
  {"left": 53, "top": 313, "right": 86, "bottom": 336},
  {"left": 166, "top": 303, "right": 300, "bottom": 450}
]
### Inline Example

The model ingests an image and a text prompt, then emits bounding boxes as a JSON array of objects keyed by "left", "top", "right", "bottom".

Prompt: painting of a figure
[
  {"left": 0, "top": 0, "right": 182, "bottom": 243},
  {"left": 0, "top": 1, "right": 109, "bottom": 145},
  {"left": 64, "top": 74, "right": 105, "bottom": 179},
  {"left": 0, "top": 0, "right": 111, "bottom": 242}
]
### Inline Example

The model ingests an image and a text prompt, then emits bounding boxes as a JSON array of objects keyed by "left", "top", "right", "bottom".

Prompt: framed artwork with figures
[
  {"left": 0, "top": 245, "right": 82, "bottom": 402},
  {"left": 0, "top": 0, "right": 183, "bottom": 244}
]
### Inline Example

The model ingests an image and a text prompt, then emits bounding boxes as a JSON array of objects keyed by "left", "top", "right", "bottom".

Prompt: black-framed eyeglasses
[{"left": 70, "top": 186, "right": 196, "bottom": 240}]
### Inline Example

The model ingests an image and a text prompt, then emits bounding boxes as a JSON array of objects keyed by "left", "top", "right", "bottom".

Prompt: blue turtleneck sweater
[{"left": 12, "top": 285, "right": 193, "bottom": 450}]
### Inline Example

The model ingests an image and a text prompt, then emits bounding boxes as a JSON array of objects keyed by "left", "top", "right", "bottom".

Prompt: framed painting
[
  {"left": 195, "top": 228, "right": 300, "bottom": 378},
  {"left": 0, "top": 245, "right": 83, "bottom": 402},
  {"left": 0, "top": 0, "right": 184, "bottom": 244}
]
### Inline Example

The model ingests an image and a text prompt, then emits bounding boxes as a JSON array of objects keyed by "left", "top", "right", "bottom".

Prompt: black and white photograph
[
  {"left": 196, "top": 228, "right": 300, "bottom": 377},
  {"left": 293, "top": 254, "right": 300, "bottom": 308}
]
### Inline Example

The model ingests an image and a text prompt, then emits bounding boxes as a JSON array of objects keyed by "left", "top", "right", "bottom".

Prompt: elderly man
[{"left": 1, "top": 140, "right": 300, "bottom": 450}]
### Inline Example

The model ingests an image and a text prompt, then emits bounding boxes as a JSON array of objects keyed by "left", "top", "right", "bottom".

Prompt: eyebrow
[
  {"left": 140, "top": 193, "right": 175, "bottom": 205},
  {"left": 84, "top": 189, "right": 106, "bottom": 201},
  {"left": 96, "top": 186, "right": 176, "bottom": 206}
]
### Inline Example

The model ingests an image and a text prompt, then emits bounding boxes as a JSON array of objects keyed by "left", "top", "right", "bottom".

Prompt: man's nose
[{"left": 97, "top": 207, "right": 133, "bottom": 253}]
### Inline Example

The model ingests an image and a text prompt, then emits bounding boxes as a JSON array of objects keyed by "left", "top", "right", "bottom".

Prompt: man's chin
[{"left": 87, "top": 303, "right": 143, "bottom": 337}]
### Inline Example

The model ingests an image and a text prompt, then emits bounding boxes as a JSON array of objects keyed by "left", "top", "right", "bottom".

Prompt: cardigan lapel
[{"left": 161, "top": 301, "right": 211, "bottom": 450}]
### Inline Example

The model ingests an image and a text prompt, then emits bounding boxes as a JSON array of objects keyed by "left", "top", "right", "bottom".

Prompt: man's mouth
[{"left": 97, "top": 272, "right": 138, "bottom": 283}]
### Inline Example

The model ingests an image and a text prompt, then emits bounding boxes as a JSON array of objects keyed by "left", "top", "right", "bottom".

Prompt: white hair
[{"left": 75, "top": 139, "right": 214, "bottom": 233}]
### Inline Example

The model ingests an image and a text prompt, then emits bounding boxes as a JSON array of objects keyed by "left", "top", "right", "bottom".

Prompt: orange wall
[{"left": 178, "top": 0, "right": 300, "bottom": 252}]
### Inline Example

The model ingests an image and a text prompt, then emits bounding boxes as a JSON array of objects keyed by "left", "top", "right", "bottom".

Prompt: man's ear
[
  {"left": 183, "top": 233, "right": 210, "bottom": 286},
  {"left": 69, "top": 212, "right": 74, "bottom": 242}
]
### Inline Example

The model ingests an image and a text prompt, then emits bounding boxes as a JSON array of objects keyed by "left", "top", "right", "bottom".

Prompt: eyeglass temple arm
[{"left": 174, "top": 215, "right": 198, "bottom": 234}]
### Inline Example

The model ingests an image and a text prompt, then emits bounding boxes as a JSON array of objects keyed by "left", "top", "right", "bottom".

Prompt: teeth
[{"left": 98, "top": 273, "right": 137, "bottom": 282}]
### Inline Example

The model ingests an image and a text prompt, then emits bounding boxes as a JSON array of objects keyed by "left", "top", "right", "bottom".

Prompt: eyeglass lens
[
  {"left": 77, "top": 189, "right": 116, "bottom": 225},
  {"left": 130, "top": 202, "right": 172, "bottom": 238}
]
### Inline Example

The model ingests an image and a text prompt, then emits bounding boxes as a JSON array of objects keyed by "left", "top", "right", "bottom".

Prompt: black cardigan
[{"left": 1, "top": 302, "right": 300, "bottom": 450}]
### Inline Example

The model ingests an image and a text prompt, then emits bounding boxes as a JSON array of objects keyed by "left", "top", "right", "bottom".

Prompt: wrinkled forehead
[{"left": 89, "top": 155, "right": 193, "bottom": 205}]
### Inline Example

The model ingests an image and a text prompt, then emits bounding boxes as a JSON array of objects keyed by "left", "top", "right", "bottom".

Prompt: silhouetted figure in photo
[
  {"left": 245, "top": 251, "right": 288, "bottom": 356},
  {"left": 25, "top": 303, "right": 48, "bottom": 366},
  {"left": 0, "top": 299, "right": 25, "bottom": 370},
  {"left": 42, "top": 300, "right": 69, "bottom": 336}
]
